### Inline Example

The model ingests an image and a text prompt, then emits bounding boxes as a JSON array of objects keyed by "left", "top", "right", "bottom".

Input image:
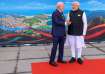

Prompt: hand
[
  {"left": 66, "top": 20, "right": 71, "bottom": 25},
  {"left": 81, "top": 35, "right": 85, "bottom": 37}
]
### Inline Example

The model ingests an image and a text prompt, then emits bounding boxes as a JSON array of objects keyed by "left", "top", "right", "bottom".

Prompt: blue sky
[{"left": 0, "top": 0, "right": 105, "bottom": 10}]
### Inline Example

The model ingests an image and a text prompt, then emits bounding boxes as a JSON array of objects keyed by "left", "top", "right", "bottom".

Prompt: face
[
  {"left": 72, "top": 4, "right": 79, "bottom": 11},
  {"left": 58, "top": 4, "right": 64, "bottom": 11}
]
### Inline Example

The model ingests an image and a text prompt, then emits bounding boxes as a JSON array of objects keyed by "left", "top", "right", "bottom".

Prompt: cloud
[
  {"left": 88, "top": 0, "right": 105, "bottom": 7},
  {"left": 0, "top": 2, "right": 55, "bottom": 10},
  {"left": 64, "top": 0, "right": 105, "bottom": 10},
  {"left": 0, "top": 0, "right": 105, "bottom": 10},
  {"left": 81, "top": 0, "right": 105, "bottom": 10}
]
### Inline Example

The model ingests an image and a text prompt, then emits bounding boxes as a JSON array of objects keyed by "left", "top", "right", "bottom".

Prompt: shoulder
[
  {"left": 79, "top": 9, "right": 84, "bottom": 13},
  {"left": 52, "top": 10, "right": 60, "bottom": 16}
]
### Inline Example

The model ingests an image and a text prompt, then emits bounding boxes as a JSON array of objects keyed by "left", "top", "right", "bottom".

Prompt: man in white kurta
[{"left": 66, "top": 1, "right": 88, "bottom": 64}]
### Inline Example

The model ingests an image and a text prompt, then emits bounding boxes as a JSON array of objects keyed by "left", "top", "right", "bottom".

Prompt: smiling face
[
  {"left": 59, "top": 4, "right": 64, "bottom": 11},
  {"left": 57, "top": 2, "right": 65, "bottom": 11},
  {"left": 72, "top": 2, "right": 80, "bottom": 11}
]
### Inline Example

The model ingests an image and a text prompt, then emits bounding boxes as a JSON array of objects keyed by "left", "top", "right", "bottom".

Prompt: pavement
[{"left": 0, "top": 42, "right": 105, "bottom": 74}]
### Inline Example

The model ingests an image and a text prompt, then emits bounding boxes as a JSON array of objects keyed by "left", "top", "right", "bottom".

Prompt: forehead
[
  {"left": 72, "top": 3, "right": 79, "bottom": 6},
  {"left": 57, "top": 3, "right": 64, "bottom": 7},
  {"left": 72, "top": 2, "right": 80, "bottom": 6},
  {"left": 57, "top": 2, "right": 64, "bottom": 5}
]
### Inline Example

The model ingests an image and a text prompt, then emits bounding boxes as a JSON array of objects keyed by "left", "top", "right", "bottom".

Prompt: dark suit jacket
[{"left": 52, "top": 9, "right": 66, "bottom": 37}]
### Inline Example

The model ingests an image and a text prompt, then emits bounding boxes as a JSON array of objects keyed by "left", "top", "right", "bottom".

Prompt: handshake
[{"left": 66, "top": 20, "right": 72, "bottom": 25}]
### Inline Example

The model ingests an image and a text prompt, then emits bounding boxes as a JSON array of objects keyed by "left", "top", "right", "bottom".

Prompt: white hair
[
  {"left": 72, "top": 1, "right": 80, "bottom": 6},
  {"left": 56, "top": 2, "right": 64, "bottom": 7}
]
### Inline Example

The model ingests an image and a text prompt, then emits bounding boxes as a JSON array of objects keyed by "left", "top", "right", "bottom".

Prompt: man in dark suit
[{"left": 49, "top": 2, "right": 66, "bottom": 67}]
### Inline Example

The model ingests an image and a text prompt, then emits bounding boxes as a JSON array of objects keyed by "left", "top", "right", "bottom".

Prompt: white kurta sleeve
[
  {"left": 82, "top": 12, "right": 88, "bottom": 35},
  {"left": 65, "top": 12, "right": 70, "bottom": 25},
  {"left": 67, "top": 12, "right": 70, "bottom": 20}
]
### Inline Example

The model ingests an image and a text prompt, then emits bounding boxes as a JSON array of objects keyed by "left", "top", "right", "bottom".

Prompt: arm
[
  {"left": 52, "top": 12, "right": 65, "bottom": 26},
  {"left": 82, "top": 12, "right": 88, "bottom": 36},
  {"left": 65, "top": 12, "right": 71, "bottom": 25}
]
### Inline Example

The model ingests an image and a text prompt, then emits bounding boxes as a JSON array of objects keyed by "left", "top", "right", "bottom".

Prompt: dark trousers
[{"left": 50, "top": 36, "right": 65, "bottom": 62}]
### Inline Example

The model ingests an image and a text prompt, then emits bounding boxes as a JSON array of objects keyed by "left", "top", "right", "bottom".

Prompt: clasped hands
[{"left": 66, "top": 20, "right": 71, "bottom": 25}]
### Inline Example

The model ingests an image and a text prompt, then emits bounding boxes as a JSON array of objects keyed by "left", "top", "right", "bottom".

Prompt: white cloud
[
  {"left": 0, "top": 2, "right": 55, "bottom": 10},
  {"left": 88, "top": 0, "right": 105, "bottom": 6},
  {"left": 86, "top": 0, "right": 105, "bottom": 10},
  {"left": 0, "top": 0, "right": 105, "bottom": 10}
]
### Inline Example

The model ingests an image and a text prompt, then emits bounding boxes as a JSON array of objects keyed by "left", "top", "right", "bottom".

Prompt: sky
[{"left": 0, "top": 0, "right": 105, "bottom": 10}]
